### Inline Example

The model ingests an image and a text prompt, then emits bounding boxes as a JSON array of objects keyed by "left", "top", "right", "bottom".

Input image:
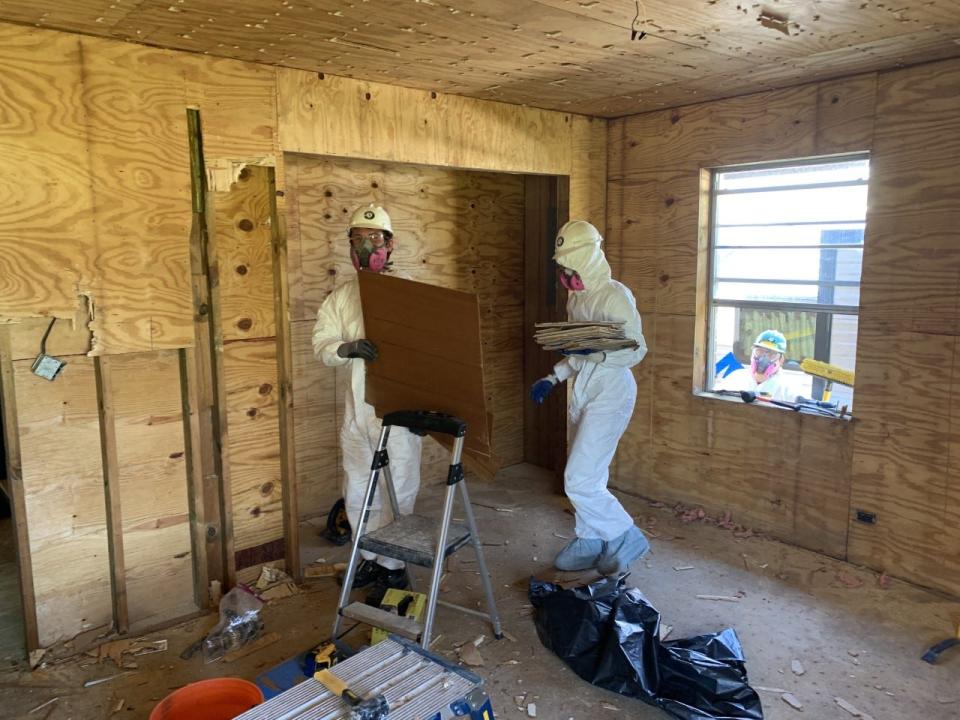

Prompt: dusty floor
[{"left": 2, "top": 464, "right": 958, "bottom": 719}]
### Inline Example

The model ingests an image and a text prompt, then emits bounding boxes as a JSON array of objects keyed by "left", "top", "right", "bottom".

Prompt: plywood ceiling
[{"left": 2, "top": 0, "right": 959, "bottom": 116}]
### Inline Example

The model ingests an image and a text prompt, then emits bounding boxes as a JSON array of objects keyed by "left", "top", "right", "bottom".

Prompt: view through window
[{"left": 706, "top": 156, "right": 869, "bottom": 412}]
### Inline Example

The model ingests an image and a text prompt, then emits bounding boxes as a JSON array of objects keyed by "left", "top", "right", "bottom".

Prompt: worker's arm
[
  {"left": 574, "top": 290, "right": 648, "bottom": 368},
  {"left": 312, "top": 290, "right": 350, "bottom": 367}
]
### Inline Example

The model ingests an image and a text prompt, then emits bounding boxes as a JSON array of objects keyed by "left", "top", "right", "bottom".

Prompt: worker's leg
[
  {"left": 340, "top": 417, "right": 384, "bottom": 566},
  {"left": 563, "top": 406, "right": 635, "bottom": 542}
]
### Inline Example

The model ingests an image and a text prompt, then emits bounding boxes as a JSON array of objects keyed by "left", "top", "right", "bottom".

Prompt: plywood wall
[
  {"left": 607, "top": 58, "right": 960, "bottom": 596},
  {"left": 287, "top": 155, "right": 525, "bottom": 520},
  {"left": 0, "top": 22, "right": 606, "bottom": 647}
]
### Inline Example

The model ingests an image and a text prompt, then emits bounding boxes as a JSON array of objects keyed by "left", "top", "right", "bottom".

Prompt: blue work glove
[
  {"left": 530, "top": 376, "right": 558, "bottom": 405},
  {"left": 561, "top": 348, "right": 596, "bottom": 356}
]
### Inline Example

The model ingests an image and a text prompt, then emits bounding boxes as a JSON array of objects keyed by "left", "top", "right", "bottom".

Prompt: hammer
[{"left": 315, "top": 669, "right": 390, "bottom": 720}]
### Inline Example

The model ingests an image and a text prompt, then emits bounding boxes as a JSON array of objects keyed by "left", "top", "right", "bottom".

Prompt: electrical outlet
[
  {"left": 31, "top": 353, "right": 66, "bottom": 381},
  {"left": 855, "top": 509, "right": 877, "bottom": 525}
]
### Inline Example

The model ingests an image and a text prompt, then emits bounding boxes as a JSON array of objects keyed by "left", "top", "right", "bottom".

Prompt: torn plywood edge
[
  {"left": 4, "top": 294, "right": 95, "bottom": 360},
  {"left": 358, "top": 272, "right": 498, "bottom": 471},
  {"left": 206, "top": 156, "right": 278, "bottom": 193}
]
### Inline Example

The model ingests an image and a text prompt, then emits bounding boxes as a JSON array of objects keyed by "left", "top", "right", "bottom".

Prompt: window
[{"left": 704, "top": 156, "right": 869, "bottom": 413}]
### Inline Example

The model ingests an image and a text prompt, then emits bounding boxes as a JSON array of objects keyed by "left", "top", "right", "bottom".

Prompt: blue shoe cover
[
  {"left": 597, "top": 526, "right": 650, "bottom": 576},
  {"left": 554, "top": 537, "right": 605, "bottom": 571}
]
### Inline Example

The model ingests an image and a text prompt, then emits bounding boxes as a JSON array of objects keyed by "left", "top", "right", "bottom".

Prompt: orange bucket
[{"left": 150, "top": 678, "right": 263, "bottom": 720}]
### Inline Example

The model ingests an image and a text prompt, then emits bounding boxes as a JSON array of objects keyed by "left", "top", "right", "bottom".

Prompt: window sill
[{"left": 693, "top": 390, "right": 854, "bottom": 423}]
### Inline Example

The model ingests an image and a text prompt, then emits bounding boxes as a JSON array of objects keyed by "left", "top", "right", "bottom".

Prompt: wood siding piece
[{"left": 14, "top": 359, "right": 112, "bottom": 647}]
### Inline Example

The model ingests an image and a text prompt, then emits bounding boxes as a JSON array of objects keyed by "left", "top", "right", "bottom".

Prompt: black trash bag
[{"left": 530, "top": 576, "right": 763, "bottom": 720}]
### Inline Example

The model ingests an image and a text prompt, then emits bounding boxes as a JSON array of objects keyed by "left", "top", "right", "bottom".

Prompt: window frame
[{"left": 700, "top": 153, "right": 869, "bottom": 414}]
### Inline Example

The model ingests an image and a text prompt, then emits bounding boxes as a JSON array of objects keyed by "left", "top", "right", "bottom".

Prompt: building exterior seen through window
[{"left": 706, "top": 155, "right": 868, "bottom": 412}]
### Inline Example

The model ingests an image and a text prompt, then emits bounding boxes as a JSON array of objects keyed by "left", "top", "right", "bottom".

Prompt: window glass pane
[
  {"left": 716, "top": 158, "right": 869, "bottom": 191},
  {"left": 716, "top": 185, "right": 868, "bottom": 225},
  {"left": 714, "top": 247, "right": 863, "bottom": 284},
  {"left": 715, "top": 225, "right": 865, "bottom": 246}
]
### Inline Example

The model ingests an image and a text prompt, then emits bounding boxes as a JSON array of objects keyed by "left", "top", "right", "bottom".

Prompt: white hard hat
[
  {"left": 554, "top": 220, "right": 601, "bottom": 260},
  {"left": 349, "top": 204, "right": 393, "bottom": 236}
]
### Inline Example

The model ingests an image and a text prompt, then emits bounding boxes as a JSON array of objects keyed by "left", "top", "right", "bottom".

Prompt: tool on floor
[
  {"left": 236, "top": 636, "right": 497, "bottom": 720},
  {"left": 332, "top": 410, "right": 502, "bottom": 651},
  {"left": 371, "top": 589, "right": 426, "bottom": 645},
  {"left": 315, "top": 669, "right": 389, "bottom": 720}
]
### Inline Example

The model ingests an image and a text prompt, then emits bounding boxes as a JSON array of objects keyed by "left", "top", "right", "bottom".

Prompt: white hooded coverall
[
  {"left": 312, "top": 274, "right": 423, "bottom": 570},
  {"left": 553, "top": 235, "right": 647, "bottom": 543}
]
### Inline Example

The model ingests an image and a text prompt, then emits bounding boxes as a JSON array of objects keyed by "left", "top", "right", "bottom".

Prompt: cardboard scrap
[{"left": 259, "top": 582, "right": 299, "bottom": 601}]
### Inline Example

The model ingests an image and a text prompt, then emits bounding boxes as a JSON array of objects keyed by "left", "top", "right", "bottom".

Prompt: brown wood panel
[
  {"left": 13, "top": 359, "right": 113, "bottom": 647},
  {"left": 360, "top": 272, "right": 491, "bottom": 456},
  {"left": 223, "top": 340, "right": 284, "bottom": 562},
  {"left": 0, "top": 27, "right": 95, "bottom": 323},
  {"left": 104, "top": 352, "right": 198, "bottom": 631},
  {"left": 79, "top": 36, "right": 194, "bottom": 354}
]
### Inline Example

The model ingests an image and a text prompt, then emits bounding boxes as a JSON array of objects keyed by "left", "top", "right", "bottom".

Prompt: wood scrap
[
  {"left": 28, "top": 697, "right": 58, "bottom": 714},
  {"left": 781, "top": 692, "right": 803, "bottom": 711},
  {"left": 259, "top": 582, "right": 299, "bottom": 601},
  {"left": 791, "top": 659, "right": 805, "bottom": 675},
  {"left": 458, "top": 642, "right": 484, "bottom": 667},
  {"left": 835, "top": 697, "right": 872, "bottom": 718},
  {"left": 695, "top": 594, "right": 741, "bottom": 602},
  {"left": 223, "top": 632, "right": 279, "bottom": 662},
  {"left": 305, "top": 562, "right": 347, "bottom": 578}
]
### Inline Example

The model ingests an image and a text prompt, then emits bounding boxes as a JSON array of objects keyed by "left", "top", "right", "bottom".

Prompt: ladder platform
[
  {"left": 358, "top": 514, "right": 471, "bottom": 567},
  {"left": 340, "top": 602, "right": 423, "bottom": 641}
]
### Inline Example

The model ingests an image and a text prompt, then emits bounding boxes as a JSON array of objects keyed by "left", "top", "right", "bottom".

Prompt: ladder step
[
  {"left": 358, "top": 514, "right": 471, "bottom": 568},
  {"left": 340, "top": 602, "right": 423, "bottom": 641}
]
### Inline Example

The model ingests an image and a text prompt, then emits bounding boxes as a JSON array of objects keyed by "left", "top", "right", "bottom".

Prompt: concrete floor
[{"left": 1, "top": 464, "right": 958, "bottom": 719}]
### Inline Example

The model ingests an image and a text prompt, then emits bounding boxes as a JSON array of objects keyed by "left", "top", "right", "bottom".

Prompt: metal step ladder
[{"left": 332, "top": 410, "right": 503, "bottom": 650}]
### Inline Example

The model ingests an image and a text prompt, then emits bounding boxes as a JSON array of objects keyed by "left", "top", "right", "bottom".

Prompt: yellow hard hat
[{"left": 349, "top": 204, "right": 393, "bottom": 236}]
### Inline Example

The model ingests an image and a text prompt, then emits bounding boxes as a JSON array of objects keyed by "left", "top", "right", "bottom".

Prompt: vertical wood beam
[
  {"left": 268, "top": 167, "right": 301, "bottom": 581},
  {"left": 0, "top": 328, "right": 40, "bottom": 651},
  {"left": 93, "top": 356, "right": 129, "bottom": 633}
]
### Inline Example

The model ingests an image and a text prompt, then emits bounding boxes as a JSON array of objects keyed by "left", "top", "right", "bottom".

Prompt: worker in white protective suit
[
  {"left": 529, "top": 220, "right": 650, "bottom": 576},
  {"left": 312, "top": 204, "right": 422, "bottom": 598}
]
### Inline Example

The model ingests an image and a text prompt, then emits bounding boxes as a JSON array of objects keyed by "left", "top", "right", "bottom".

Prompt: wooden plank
[
  {"left": 277, "top": 68, "right": 572, "bottom": 175},
  {"left": 359, "top": 272, "right": 492, "bottom": 457},
  {"left": 215, "top": 166, "right": 277, "bottom": 342},
  {"left": 0, "top": 329, "right": 39, "bottom": 650},
  {"left": 814, "top": 73, "right": 878, "bottom": 155},
  {"left": 79, "top": 36, "right": 193, "bottom": 354},
  {"left": 93, "top": 356, "right": 129, "bottom": 633},
  {"left": 0, "top": 26, "right": 95, "bottom": 324},
  {"left": 13, "top": 358, "right": 112, "bottom": 647},
  {"left": 223, "top": 340, "right": 284, "bottom": 566},
  {"left": 266, "top": 166, "right": 301, "bottom": 581},
  {"left": 105, "top": 352, "right": 198, "bottom": 631}
]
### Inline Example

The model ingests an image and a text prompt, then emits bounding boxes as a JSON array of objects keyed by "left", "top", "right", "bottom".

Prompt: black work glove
[{"left": 337, "top": 339, "right": 378, "bottom": 361}]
